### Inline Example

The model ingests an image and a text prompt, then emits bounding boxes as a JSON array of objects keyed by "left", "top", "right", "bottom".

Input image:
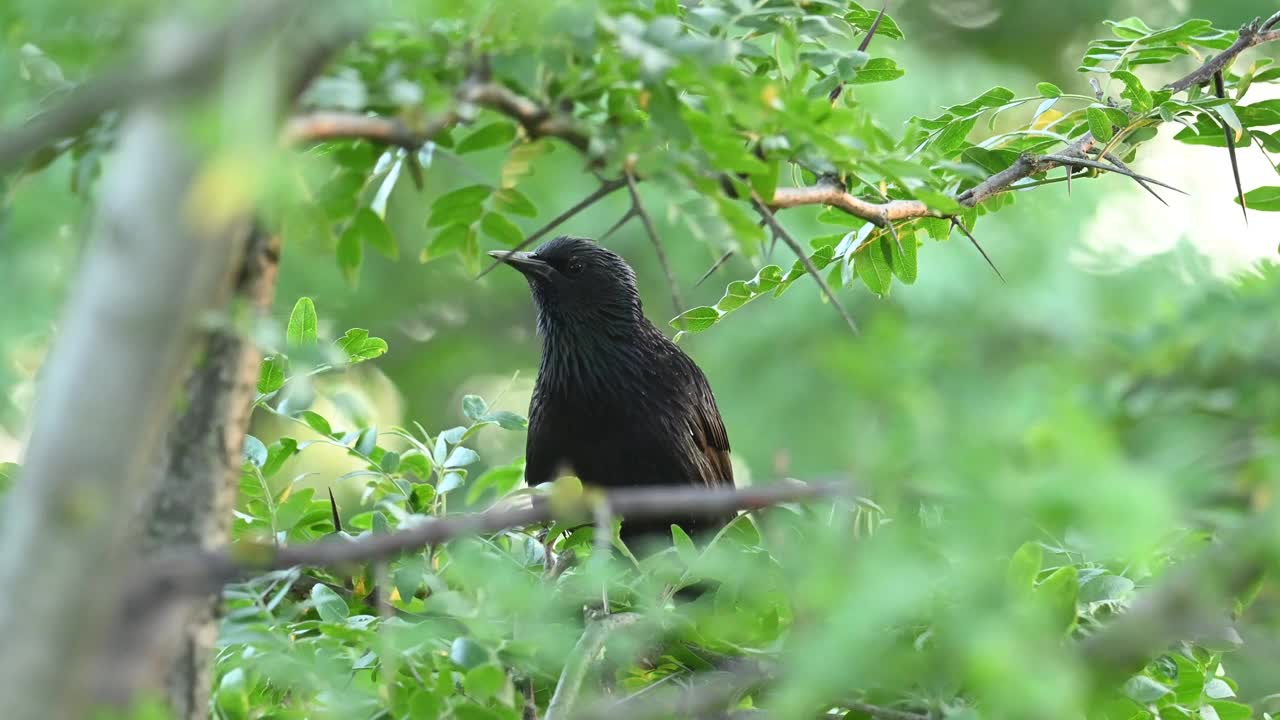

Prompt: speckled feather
[{"left": 502, "top": 236, "right": 735, "bottom": 544}]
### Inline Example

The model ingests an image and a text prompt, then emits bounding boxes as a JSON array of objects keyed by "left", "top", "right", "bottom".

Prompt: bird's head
[{"left": 489, "top": 236, "right": 643, "bottom": 332}]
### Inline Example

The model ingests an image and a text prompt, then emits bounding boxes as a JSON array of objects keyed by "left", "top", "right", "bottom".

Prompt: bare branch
[
  {"left": 135, "top": 481, "right": 845, "bottom": 606},
  {"left": 751, "top": 193, "right": 859, "bottom": 334},
  {"left": 478, "top": 177, "right": 628, "bottom": 277},
  {"left": 459, "top": 82, "right": 592, "bottom": 153},
  {"left": 283, "top": 110, "right": 456, "bottom": 149},
  {"left": 545, "top": 612, "right": 645, "bottom": 720},
  {"left": 625, "top": 171, "right": 685, "bottom": 323},
  {"left": 771, "top": 184, "right": 933, "bottom": 224}
]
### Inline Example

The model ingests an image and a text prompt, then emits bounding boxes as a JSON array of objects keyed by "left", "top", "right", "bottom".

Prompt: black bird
[{"left": 489, "top": 236, "right": 736, "bottom": 548}]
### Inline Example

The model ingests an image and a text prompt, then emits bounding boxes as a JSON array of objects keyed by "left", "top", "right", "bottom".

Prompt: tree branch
[
  {"left": 624, "top": 170, "right": 685, "bottom": 324},
  {"left": 545, "top": 612, "right": 645, "bottom": 720},
  {"left": 133, "top": 481, "right": 844, "bottom": 608},
  {"left": 478, "top": 177, "right": 628, "bottom": 277},
  {"left": 282, "top": 110, "right": 456, "bottom": 149},
  {"left": 751, "top": 193, "right": 859, "bottom": 334},
  {"left": 0, "top": 0, "right": 325, "bottom": 173}
]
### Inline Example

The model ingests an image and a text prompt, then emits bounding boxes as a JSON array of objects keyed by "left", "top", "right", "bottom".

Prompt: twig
[
  {"left": 751, "top": 193, "right": 858, "bottom": 334},
  {"left": 599, "top": 208, "right": 638, "bottom": 242},
  {"left": 1212, "top": 71, "right": 1247, "bottom": 224},
  {"left": 544, "top": 612, "right": 644, "bottom": 720},
  {"left": 282, "top": 110, "right": 456, "bottom": 149},
  {"left": 569, "top": 660, "right": 769, "bottom": 720},
  {"left": 949, "top": 217, "right": 1004, "bottom": 283},
  {"left": 624, "top": 171, "right": 685, "bottom": 323},
  {"left": 458, "top": 82, "right": 591, "bottom": 153},
  {"left": 478, "top": 178, "right": 629, "bottom": 277}
]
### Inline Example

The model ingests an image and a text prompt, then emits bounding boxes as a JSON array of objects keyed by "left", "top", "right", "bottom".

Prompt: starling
[{"left": 489, "top": 236, "right": 736, "bottom": 548}]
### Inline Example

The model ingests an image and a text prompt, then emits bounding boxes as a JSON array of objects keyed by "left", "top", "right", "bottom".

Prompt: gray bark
[{"left": 0, "top": 100, "right": 247, "bottom": 719}]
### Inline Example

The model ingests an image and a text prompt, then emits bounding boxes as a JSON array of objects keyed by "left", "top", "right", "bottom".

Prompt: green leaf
[
  {"left": 1209, "top": 701, "right": 1252, "bottom": 720},
  {"left": 422, "top": 223, "right": 473, "bottom": 263},
  {"left": 445, "top": 446, "right": 479, "bottom": 468},
  {"left": 1035, "top": 565, "right": 1079, "bottom": 633},
  {"left": 337, "top": 227, "right": 362, "bottom": 287},
  {"left": 428, "top": 185, "right": 491, "bottom": 228},
  {"left": 310, "top": 583, "right": 348, "bottom": 622},
  {"left": 462, "top": 395, "right": 488, "bottom": 422},
  {"left": 1079, "top": 573, "right": 1135, "bottom": 604},
  {"left": 241, "top": 435, "right": 267, "bottom": 467},
  {"left": 1007, "top": 542, "right": 1042, "bottom": 592},
  {"left": 286, "top": 297, "right": 318, "bottom": 347},
  {"left": 480, "top": 212, "right": 524, "bottom": 247},
  {"left": 671, "top": 525, "right": 698, "bottom": 565},
  {"left": 850, "top": 57, "right": 904, "bottom": 84},
  {"left": 1123, "top": 675, "right": 1171, "bottom": 704},
  {"left": 380, "top": 450, "right": 401, "bottom": 474},
  {"left": 257, "top": 354, "right": 286, "bottom": 394},
  {"left": 450, "top": 637, "right": 490, "bottom": 669},
  {"left": 463, "top": 664, "right": 506, "bottom": 700},
  {"left": 934, "top": 117, "right": 976, "bottom": 156},
  {"left": 670, "top": 306, "right": 721, "bottom": 333},
  {"left": 336, "top": 328, "right": 389, "bottom": 362},
  {"left": 888, "top": 226, "right": 918, "bottom": 284},
  {"left": 912, "top": 189, "right": 962, "bottom": 214},
  {"left": 484, "top": 411, "right": 528, "bottom": 431},
  {"left": 1036, "top": 82, "right": 1062, "bottom": 98},
  {"left": 1087, "top": 107, "right": 1114, "bottom": 142},
  {"left": 1111, "top": 70, "right": 1153, "bottom": 113},
  {"left": 456, "top": 121, "right": 517, "bottom": 154},
  {"left": 855, "top": 238, "right": 893, "bottom": 296},
  {"left": 299, "top": 410, "right": 333, "bottom": 437},
  {"left": 351, "top": 207, "right": 398, "bottom": 260},
  {"left": 215, "top": 668, "right": 250, "bottom": 719},
  {"left": 1238, "top": 186, "right": 1280, "bottom": 210},
  {"left": 262, "top": 438, "right": 298, "bottom": 477},
  {"left": 493, "top": 187, "right": 538, "bottom": 217}
]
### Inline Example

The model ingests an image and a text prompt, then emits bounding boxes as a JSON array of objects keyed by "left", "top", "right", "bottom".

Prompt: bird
[{"left": 488, "top": 236, "right": 736, "bottom": 550}]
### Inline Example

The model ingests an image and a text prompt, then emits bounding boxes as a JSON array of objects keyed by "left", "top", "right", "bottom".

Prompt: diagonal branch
[
  {"left": 282, "top": 110, "right": 456, "bottom": 149},
  {"left": 478, "top": 177, "right": 628, "bottom": 277},
  {"left": 624, "top": 171, "right": 685, "bottom": 324},
  {"left": 751, "top": 193, "right": 859, "bottom": 334}
]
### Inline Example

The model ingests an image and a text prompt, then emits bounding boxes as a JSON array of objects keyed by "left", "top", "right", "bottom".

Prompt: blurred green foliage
[{"left": 3, "top": 0, "right": 1280, "bottom": 719}]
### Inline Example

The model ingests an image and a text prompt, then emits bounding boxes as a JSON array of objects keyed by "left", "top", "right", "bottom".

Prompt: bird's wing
[
  {"left": 523, "top": 384, "right": 561, "bottom": 487},
  {"left": 684, "top": 362, "right": 735, "bottom": 489}
]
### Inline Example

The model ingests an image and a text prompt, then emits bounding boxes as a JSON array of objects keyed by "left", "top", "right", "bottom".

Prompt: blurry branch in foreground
[
  {"left": 0, "top": 0, "right": 328, "bottom": 173},
  {"left": 132, "top": 481, "right": 844, "bottom": 599}
]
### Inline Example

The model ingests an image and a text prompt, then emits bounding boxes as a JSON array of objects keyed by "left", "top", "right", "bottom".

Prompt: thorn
[
  {"left": 1042, "top": 154, "right": 1187, "bottom": 195},
  {"left": 858, "top": 6, "right": 888, "bottom": 53},
  {"left": 1066, "top": 166, "right": 1072, "bottom": 196},
  {"left": 477, "top": 177, "right": 627, "bottom": 277},
  {"left": 1100, "top": 153, "right": 1166, "bottom": 205},
  {"left": 696, "top": 250, "right": 735, "bottom": 287},
  {"left": 832, "top": 6, "right": 887, "bottom": 106},
  {"left": 1214, "top": 71, "right": 1248, "bottom": 225},
  {"left": 751, "top": 193, "right": 858, "bottom": 334},
  {"left": 329, "top": 487, "right": 343, "bottom": 534},
  {"left": 951, "top": 217, "right": 1005, "bottom": 283}
]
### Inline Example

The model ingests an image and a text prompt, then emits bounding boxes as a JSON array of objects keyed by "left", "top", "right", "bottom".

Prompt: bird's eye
[{"left": 566, "top": 257, "right": 584, "bottom": 275}]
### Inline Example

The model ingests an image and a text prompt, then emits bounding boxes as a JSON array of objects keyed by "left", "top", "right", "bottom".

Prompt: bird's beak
[{"left": 487, "top": 250, "right": 552, "bottom": 279}]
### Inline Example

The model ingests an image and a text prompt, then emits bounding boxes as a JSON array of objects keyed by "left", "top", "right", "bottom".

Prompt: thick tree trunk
[
  {"left": 120, "top": 224, "right": 280, "bottom": 717},
  {"left": 0, "top": 105, "right": 248, "bottom": 719}
]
